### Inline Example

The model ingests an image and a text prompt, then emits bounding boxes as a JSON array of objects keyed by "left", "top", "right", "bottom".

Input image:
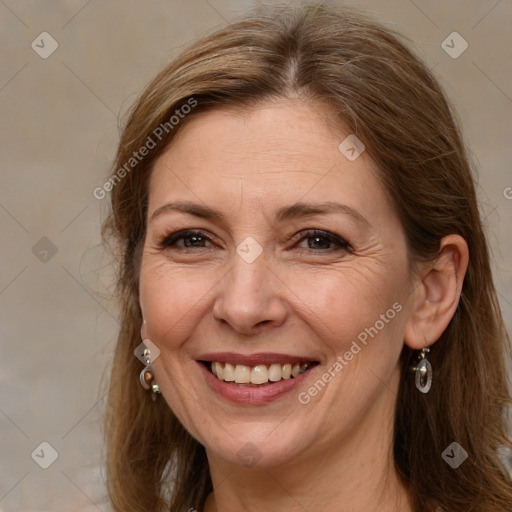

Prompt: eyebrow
[{"left": 149, "top": 200, "right": 370, "bottom": 226}]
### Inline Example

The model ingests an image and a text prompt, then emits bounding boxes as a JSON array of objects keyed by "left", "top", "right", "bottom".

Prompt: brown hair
[{"left": 102, "top": 3, "right": 512, "bottom": 511}]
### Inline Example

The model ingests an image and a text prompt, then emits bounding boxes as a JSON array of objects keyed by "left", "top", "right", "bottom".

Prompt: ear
[{"left": 404, "top": 234, "right": 469, "bottom": 349}]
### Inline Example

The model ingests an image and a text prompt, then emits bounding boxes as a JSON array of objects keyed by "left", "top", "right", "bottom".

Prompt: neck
[{"left": 203, "top": 367, "right": 412, "bottom": 512}]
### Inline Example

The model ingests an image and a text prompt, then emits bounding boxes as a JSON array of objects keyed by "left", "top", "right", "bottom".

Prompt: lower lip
[{"left": 198, "top": 362, "right": 315, "bottom": 405}]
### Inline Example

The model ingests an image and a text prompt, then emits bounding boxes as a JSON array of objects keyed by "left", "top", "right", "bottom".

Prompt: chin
[{"left": 202, "top": 426, "right": 313, "bottom": 470}]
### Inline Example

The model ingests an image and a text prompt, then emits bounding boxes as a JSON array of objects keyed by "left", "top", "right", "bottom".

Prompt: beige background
[{"left": 1, "top": 1, "right": 511, "bottom": 510}]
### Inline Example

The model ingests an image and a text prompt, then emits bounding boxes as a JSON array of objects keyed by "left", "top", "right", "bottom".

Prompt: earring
[
  {"left": 409, "top": 346, "right": 433, "bottom": 393},
  {"left": 139, "top": 345, "right": 161, "bottom": 401}
]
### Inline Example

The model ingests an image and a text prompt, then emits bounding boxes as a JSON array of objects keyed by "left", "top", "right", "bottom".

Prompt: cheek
[
  {"left": 291, "top": 263, "right": 406, "bottom": 353},
  {"left": 295, "top": 268, "right": 407, "bottom": 421},
  {"left": 139, "top": 261, "right": 216, "bottom": 347}
]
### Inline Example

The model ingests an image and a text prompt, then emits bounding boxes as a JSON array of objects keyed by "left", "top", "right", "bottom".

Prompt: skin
[{"left": 139, "top": 97, "right": 468, "bottom": 512}]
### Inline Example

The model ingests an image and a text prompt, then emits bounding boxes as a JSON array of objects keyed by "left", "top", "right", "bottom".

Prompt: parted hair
[{"left": 102, "top": 3, "right": 512, "bottom": 511}]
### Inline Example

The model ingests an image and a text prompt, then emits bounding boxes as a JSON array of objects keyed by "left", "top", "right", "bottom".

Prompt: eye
[
  {"left": 294, "top": 230, "right": 352, "bottom": 252},
  {"left": 159, "top": 229, "right": 214, "bottom": 249},
  {"left": 157, "top": 229, "right": 350, "bottom": 253}
]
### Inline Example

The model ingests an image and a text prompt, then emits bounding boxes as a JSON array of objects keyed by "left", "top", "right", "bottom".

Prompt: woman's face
[{"left": 139, "top": 98, "right": 417, "bottom": 469}]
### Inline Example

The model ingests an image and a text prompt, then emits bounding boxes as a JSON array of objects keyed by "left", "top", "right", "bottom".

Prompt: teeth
[
  {"left": 234, "top": 364, "right": 251, "bottom": 384},
  {"left": 223, "top": 362, "right": 235, "bottom": 382},
  {"left": 213, "top": 362, "right": 223, "bottom": 379},
  {"left": 268, "top": 363, "right": 282, "bottom": 382},
  {"left": 210, "top": 361, "right": 312, "bottom": 385},
  {"left": 251, "top": 365, "right": 269, "bottom": 384}
]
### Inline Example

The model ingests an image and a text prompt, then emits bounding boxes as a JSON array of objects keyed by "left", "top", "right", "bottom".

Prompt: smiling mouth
[{"left": 202, "top": 361, "right": 319, "bottom": 386}]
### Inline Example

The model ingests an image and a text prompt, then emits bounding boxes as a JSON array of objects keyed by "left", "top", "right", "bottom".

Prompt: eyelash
[{"left": 158, "top": 229, "right": 352, "bottom": 253}]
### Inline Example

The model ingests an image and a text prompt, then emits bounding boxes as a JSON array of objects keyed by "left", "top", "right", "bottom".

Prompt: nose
[{"left": 212, "top": 252, "right": 288, "bottom": 336}]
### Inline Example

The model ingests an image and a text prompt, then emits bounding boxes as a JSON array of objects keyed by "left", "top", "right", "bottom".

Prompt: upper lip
[{"left": 196, "top": 352, "right": 318, "bottom": 366}]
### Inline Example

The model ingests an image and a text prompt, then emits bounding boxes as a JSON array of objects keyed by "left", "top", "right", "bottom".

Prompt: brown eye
[
  {"left": 295, "top": 230, "right": 351, "bottom": 252},
  {"left": 160, "top": 230, "right": 213, "bottom": 249}
]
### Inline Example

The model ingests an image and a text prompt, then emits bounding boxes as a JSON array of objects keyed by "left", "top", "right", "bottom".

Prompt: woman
[{"left": 102, "top": 4, "right": 512, "bottom": 511}]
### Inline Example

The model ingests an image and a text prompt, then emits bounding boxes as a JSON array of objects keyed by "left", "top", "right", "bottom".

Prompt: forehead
[{"left": 148, "top": 99, "right": 386, "bottom": 220}]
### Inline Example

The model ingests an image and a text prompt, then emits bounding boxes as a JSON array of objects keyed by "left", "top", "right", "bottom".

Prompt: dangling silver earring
[
  {"left": 410, "top": 346, "right": 433, "bottom": 393},
  {"left": 139, "top": 345, "right": 161, "bottom": 401}
]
